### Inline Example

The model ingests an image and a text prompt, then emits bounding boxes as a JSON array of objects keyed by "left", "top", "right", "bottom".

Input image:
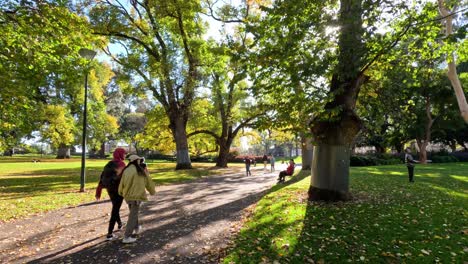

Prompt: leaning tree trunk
[
  {"left": 169, "top": 114, "right": 192, "bottom": 170},
  {"left": 56, "top": 144, "right": 71, "bottom": 159},
  {"left": 438, "top": 1, "right": 468, "bottom": 123},
  {"left": 308, "top": 0, "right": 366, "bottom": 202},
  {"left": 301, "top": 134, "right": 313, "bottom": 170}
]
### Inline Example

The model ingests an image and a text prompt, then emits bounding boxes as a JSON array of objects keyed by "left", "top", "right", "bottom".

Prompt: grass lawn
[
  {"left": 0, "top": 156, "right": 231, "bottom": 222},
  {"left": 223, "top": 163, "right": 467, "bottom": 263}
]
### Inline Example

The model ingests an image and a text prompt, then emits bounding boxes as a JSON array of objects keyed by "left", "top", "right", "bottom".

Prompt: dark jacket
[{"left": 95, "top": 148, "right": 127, "bottom": 199}]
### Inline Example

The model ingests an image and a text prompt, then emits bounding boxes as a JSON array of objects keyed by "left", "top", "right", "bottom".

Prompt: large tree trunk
[
  {"left": 309, "top": 111, "right": 362, "bottom": 201},
  {"left": 438, "top": 1, "right": 468, "bottom": 123},
  {"left": 216, "top": 139, "right": 231, "bottom": 168},
  {"left": 57, "top": 144, "right": 71, "bottom": 159},
  {"left": 308, "top": 0, "right": 365, "bottom": 202},
  {"left": 416, "top": 139, "right": 428, "bottom": 164},
  {"left": 169, "top": 114, "right": 192, "bottom": 170},
  {"left": 301, "top": 134, "right": 313, "bottom": 170},
  {"left": 99, "top": 142, "right": 106, "bottom": 158}
]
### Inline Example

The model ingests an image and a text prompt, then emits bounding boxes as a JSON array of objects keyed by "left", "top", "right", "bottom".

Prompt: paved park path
[{"left": 0, "top": 166, "right": 285, "bottom": 264}]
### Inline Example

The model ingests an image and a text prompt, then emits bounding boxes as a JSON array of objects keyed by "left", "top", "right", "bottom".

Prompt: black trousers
[
  {"left": 108, "top": 191, "right": 124, "bottom": 235},
  {"left": 407, "top": 166, "right": 414, "bottom": 182},
  {"left": 278, "top": 171, "right": 288, "bottom": 182}
]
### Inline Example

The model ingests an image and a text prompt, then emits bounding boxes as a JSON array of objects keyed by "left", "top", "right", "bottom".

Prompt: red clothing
[
  {"left": 95, "top": 148, "right": 127, "bottom": 199},
  {"left": 112, "top": 148, "right": 126, "bottom": 170},
  {"left": 286, "top": 163, "right": 295, "bottom": 175}
]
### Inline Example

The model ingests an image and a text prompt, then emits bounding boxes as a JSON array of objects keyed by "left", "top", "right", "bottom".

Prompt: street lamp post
[{"left": 79, "top": 48, "right": 97, "bottom": 192}]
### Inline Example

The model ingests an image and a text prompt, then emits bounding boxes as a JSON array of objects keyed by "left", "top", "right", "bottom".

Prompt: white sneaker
[
  {"left": 133, "top": 225, "right": 142, "bottom": 235},
  {"left": 122, "top": 236, "right": 137, "bottom": 244}
]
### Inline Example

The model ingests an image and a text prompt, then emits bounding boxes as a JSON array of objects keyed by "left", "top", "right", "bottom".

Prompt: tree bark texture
[
  {"left": 169, "top": 113, "right": 192, "bottom": 170},
  {"left": 308, "top": 0, "right": 365, "bottom": 201},
  {"left": 216, "top": 140, "right": 232, "bottom": 167},
  {"left": 309, "top": 144, "right": 351, "bottom": 201},
  {"left": 57, "top": 144, "right": 71, "bottom": 159}
]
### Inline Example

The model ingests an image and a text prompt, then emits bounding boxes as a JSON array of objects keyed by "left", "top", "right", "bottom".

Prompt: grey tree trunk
[
  {"left": 438, "top": 1, "right": 468, "bottom": 123},
  {"left": 308, "top": 0, "right": 366, "bottom": 201},
  {"left": 171, "top": 116, "right": 192, "bottom": 169},
  {"left": 57, "top": 144, "right": 71, "bottom": 159},
  {"left": 309, "top": 144, "right": 351, "bottom": 201}
]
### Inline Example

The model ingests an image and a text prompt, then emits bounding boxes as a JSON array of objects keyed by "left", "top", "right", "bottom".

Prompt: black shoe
[{"left": 118, "top": 222, "right": 126, "bottom": 230}]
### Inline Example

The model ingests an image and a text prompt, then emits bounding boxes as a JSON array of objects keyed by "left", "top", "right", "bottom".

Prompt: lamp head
[{"left": 79, "top": 48, "right": 97, "bottom": 60}]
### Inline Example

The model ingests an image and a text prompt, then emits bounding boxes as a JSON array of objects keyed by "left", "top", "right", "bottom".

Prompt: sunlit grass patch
[
  {"left": 0, "top": 159, "right": 226, "bottom": 222},
  {"left": 224, "top": 163, "right": 467, "bottom": 263},
  {"left": 149, "top": 162, "right": 230, "bottom": 184}
]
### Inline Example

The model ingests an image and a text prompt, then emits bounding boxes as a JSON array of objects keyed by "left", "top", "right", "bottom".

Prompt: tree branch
[
  {"left": 94, "top": 31, "right": 161, "bottom": 61},
  {"left": 188, "top": 130, "right": 220, "bottom": 141}
]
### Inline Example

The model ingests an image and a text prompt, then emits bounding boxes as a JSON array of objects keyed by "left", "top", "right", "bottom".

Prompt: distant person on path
[
  {"left": 270, "top": 154, "right": 275, "bottom": 172},
  {"left": 95, "top": 147, "right": 127, "bottom": 241},
  {"left": 277, "top": 159, "right": 295, "bottom": 183},
  {"left": 405, "top": 148, "right": 419, "bottom": 183},
  {"left": 262, "top": 154, "right": 268, "bottom": 169},
  {"left": 118, "top": 155, "right": 156, "bottom": 244},
  {"left": 244, "top": 156, "right": 252, "bottom": 176}
]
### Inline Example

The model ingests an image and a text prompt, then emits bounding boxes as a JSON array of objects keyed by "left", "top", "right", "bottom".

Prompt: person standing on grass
[
  {"left": 405, "top": 148, "right": 419, "bottom": 183},
  {"left": 95, "top": 147, "right": 127, "bottom": 241},
  {"left": 118, "top": 154, "right": 155, "bottom": 244},
  {"left": 244, "top": 156, "right": 252, "bottom": 176},
  {"left": 270, "top": 154, "right": 275, "bottom": 172}
]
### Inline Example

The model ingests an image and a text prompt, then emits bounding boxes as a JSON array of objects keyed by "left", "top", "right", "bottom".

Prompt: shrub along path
[{"left": 0, "top": 165, "right": 283, "bottom": 263}]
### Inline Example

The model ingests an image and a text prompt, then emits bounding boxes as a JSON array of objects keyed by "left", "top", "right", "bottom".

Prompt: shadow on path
[{"left": 1, "top": 167, "right": 277, "bottom": 264}]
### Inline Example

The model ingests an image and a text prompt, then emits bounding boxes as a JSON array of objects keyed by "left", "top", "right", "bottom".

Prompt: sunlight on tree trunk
[
  {"left": 437, "top": 0, "right": 468, "bottom": 123},
  {"left": 308, "top": 0, "right": 365, "bottom": 202}
]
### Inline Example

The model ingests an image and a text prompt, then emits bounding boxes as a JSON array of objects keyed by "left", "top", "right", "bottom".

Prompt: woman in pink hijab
[{"left": 95, "top": 147, "right": 127, "bottom": 241}]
